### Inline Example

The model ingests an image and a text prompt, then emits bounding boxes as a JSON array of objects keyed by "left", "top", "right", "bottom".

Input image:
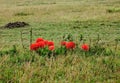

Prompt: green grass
[
  {"left": 107, "top": 7, "right": 120, "bottom": 13},
  {"left": 0, "top": 0, "right": 120, "bottom": 83}
]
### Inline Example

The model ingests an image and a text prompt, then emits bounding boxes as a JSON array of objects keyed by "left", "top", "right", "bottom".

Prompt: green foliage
[
  {"left": 36, "top": 47, "right": 50, "bottom": 57},
  {"left": 79, "top": 34, "right": 83, "bottom": 41},
  {"left": 55, "top": 46, "right": 67, "bottom": 55},
  {"left": 107, "top": 7, "right": 120, "bottom": 13},
  {"left": 62, "top": 33, "right": 74, "bottom": 41},
  {"left": 0, "top": 45, "right": 17, "bottom": 56}
]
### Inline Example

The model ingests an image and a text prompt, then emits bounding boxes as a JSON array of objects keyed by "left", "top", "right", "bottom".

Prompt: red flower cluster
[
  {"left": 61, "top": 41, "right": 76, "bottom": 49},
  {"left": 37, "top": 41, "right": 45, "bottom": 48},
  {"left": 36, "top": 38, "right": 44, "bottom": 43},
  {"left": 30, "top": 38, "right": 89, "bottom": 53},
  {"left": 49, "top": 46, "right": 55, "bottom": 51},
  {"left": 65, "top": 42, "right": 76, "bottom": 49},
  {"left": 30, "top": 38, "right": 54, "bottom": 51},
  {"left": 81, "top": 44, "right": 89, "bottom": 51},
  {"left": 47, "top": 41, "right": 54, "bottom": 46},
  {"left": 44, "top": 40, "right": 48, "bottom": 45},
  {"left": 61, "top": 41, "right": 66, "bottom": 46},
  {"left": 30, "top": 43, "right": 39, "bottom": 51},
  {"left": 60, "top": 41, "right": 89, "bottom": 51}
]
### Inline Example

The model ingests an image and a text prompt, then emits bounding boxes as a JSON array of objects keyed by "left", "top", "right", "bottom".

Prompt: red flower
[
  {"left": 37, "top": 41, "right": 45, "bottom": 48},
  {"left": 65, "top": 42, "right": 75, "bottom": 49},
  {"left": 49, "top": 45, "right": 55, "bottom": 51},
  {"left": 47, "top": 41, "right": 54, "bottom": 46},
  {"left": 61, "top": 41, "right": 66, "bottom": 46},
  {"left": 44, "top": 40, "right": 48, "bottom": 46},
  {"left": 30, "top": 43, "right": 39, "bottom": 51},
  {"left": 81, "top": 44, "right": 89, "bottom": 51},
  {"left": 36, "top": 38, "right": 44, "bottom": 43}
]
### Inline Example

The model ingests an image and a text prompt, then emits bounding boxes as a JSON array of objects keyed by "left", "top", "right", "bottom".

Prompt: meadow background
[{"left": 0, "top": 0, "right": 120, "bottom": 83}]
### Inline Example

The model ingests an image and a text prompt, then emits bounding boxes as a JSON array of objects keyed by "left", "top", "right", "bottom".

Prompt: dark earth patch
[{"left": 2, "top": 21, "right": 29, "bottom": 29}]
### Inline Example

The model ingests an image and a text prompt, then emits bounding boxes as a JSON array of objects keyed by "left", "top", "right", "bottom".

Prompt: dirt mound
[{"left": 4, "top": 21, "right": 29, "bottom": 29}]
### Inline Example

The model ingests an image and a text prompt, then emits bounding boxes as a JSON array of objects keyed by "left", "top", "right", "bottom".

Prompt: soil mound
[{"left": 4, "top": 21, "right": 29, "bottom": 29}]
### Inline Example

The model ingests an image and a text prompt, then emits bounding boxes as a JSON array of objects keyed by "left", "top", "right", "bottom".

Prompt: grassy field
[{"left": 0, "top": 0, "right": 120, "bottom": 83}]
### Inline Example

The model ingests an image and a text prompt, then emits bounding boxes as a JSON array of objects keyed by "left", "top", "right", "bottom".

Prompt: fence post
[
  {"left": 20, "top": 31, "right": 25, "bottom": 51},
  {"left": 30, "top": 28, "right": 32, "bottom": 45}
]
